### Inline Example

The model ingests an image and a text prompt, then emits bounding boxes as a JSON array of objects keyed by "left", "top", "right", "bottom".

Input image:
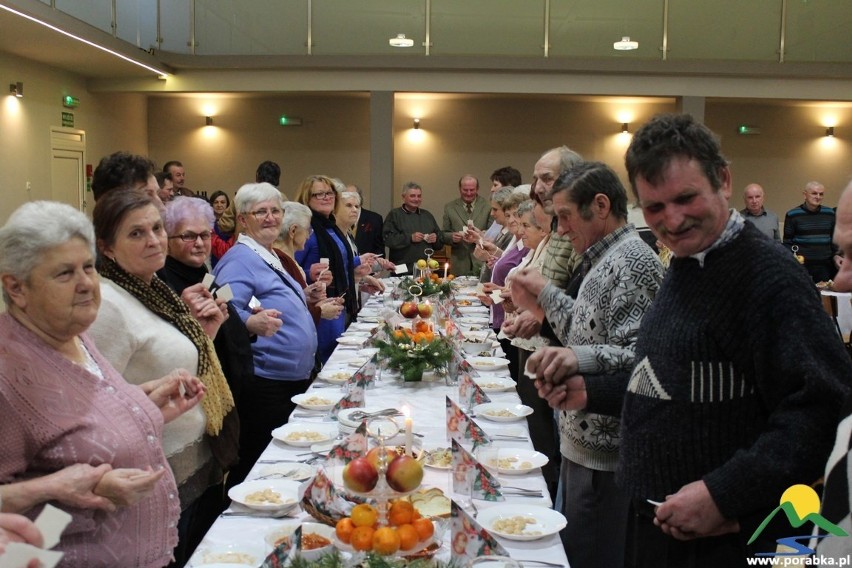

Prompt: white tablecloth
[{"left": 188, "top": 292, "right": 570, "bottom": 567}]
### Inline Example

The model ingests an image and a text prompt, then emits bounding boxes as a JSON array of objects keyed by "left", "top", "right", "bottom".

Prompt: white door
[{"left": 50, "top": 128, "right": 87, "bottom": 212}]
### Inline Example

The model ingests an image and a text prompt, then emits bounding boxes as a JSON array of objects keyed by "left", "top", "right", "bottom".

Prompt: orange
[
  {"left": 350, "top": 503, "right": 378, "bottom": 528},
  {"left": 411, "top": 508, "right": 422, "bottom": 521},
  {"left": 335, "top": 517, "right": 355, "bottom": 544},
  {"left": 397, "top": 524, "right": 419, "bottom": 550},
  {"left": 413, "top": 517, "right": 434, "bottom": 541},
  {"left": 388, "top": 500, "right": 415, "bottom": 526},
  {"left": 372, "top": 526, "right": 401, "bottom": 555},
  {"left": 350, "top": 525, "right": 375, "bottom": 551}
]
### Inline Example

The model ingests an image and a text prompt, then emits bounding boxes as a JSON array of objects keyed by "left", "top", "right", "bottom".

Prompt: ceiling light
[
  {"left": 389, "top": 34, "right": 414, "bottom": 48},
  {"left": 613, "top": 36, "right": 639, "bottom": 51}
]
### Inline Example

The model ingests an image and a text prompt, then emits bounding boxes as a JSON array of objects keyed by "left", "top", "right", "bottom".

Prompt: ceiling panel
[
  {"left": 785, "top": 0, "right": 852, "bottom": 63},
  {"left": 550, "top": 0, "right": 661, "bottom": 59},
  {"left": 429, "top": 0, "right": 543, "bottom": 57},
  {"left": 312, "top": 0, "right": 423, "bottom": 55},
  {"left": 667, "top": 0, "right": 781, "bottom": 61}
]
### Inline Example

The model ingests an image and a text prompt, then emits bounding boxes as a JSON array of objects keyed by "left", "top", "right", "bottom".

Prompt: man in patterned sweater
[
  {"left": 518, "top": 161, "right": 663, "bottom": 568},
  {"left": 784, "top": 181, "right": 840, "bottom": 283},
  {"left": 531, "top": 114, "right": 850, "bottom": 567}
]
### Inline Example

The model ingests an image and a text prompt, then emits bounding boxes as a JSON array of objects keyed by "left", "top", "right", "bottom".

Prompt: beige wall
[{"left": 0, "top": 51, "right": 148, "bottom": 221}]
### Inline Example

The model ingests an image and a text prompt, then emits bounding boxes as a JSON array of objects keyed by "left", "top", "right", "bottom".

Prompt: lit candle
[
  {"left": 402, "top": 406, "right": 413, "bottom": 456},
  {"left": 443, "top": 262, "right": 449, "bottom": 279}
]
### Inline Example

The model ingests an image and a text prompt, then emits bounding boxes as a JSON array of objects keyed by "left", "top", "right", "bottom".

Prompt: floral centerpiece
[
  {"left": 374, "top": 322, "right": 453, "bottom": 382},
  {"left": 397, "top": 275, "right": 454, "bottom": 300}
]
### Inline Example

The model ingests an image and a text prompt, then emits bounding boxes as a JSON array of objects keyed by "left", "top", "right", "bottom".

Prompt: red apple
[
  {"left": 385, "top": 454, "right": 424, "bottom": 492},
  {"left": 342, "top": 457, "right": 379, "bottom": 493},
  {"left": 400, "top": 301, "right": 419, "bottom": 319},
  {"left": 417, "top": 302, "right": 433, "bottom": 318},
  {"left": 365, "top": 446, "right": 398, "bottom": 471}
]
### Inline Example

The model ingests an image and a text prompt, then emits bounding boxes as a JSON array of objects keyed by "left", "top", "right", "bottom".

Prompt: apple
[
  {"left": 427, "top": 259, "right": 440, "bottom": 269},
  {"left": 342, "top": 457, "right": 379, "bottom": 493},
  {"left": 417, "top": 302, "right": 433, "bottom": 319},
  {"left": 385, "top": 454, "right": 424, "bottom": 492},
  {"left": 400, "top": 301, "right": 419, "bottom": 319},
  {"left": 366, "top": 446, "right": 398, "bottom": 471},
  {"left": 415, "top": 259, "right": 427, "bottom": 269}
]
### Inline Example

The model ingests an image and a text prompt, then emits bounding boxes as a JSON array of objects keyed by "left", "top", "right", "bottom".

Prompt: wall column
[
  {"left": 677, "top": 96, "right": 706, "bottom": 122},
  {"left": 369, "top": 91, "right": 394, "bottom": 216}
]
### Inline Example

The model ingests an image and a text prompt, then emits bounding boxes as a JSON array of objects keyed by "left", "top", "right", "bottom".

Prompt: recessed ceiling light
[
  {"left": 389, "top": 34, "right": 414, "bottom": 48},
  {"left": 613, "top": 36, "right": 639, "bottom": 51}
]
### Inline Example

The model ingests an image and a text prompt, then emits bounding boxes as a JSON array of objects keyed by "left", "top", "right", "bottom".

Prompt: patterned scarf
[{"left": 98, "top": 257, "right": 235, "bottom": 436}]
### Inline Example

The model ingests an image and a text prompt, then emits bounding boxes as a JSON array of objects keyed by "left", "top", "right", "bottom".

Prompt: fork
[{"left": 347, "top": 408, "right": 402, "bottom": 421}]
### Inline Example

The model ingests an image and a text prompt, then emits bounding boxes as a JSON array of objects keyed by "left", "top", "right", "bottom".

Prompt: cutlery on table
[{"left": 516, "top": 560, "right": 567, "bottom": 567}]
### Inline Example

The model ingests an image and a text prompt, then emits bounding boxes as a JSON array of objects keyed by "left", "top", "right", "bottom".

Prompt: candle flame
[{"left": 400, "top": 405, "right": 411, "bottom": 418}]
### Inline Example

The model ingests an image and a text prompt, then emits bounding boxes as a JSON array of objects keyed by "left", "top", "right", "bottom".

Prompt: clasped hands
[{"left": 411, "top": 232, "right": 437, "bottom": 244}]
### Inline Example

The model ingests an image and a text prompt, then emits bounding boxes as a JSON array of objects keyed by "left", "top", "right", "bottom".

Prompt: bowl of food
[
  {"left": 265, "top": 522, "right": 335, "bottom": 561},
  {"left": 460, "top": 337, "right": 492, "bottom": 355}
]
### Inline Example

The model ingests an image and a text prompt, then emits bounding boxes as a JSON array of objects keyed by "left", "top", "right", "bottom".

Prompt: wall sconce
[
  {"left": 621, "top": 122, "right": 629, "bottom": 134},
  {"left": 826, "top": 126, "right": 835, "bottom": 137},
  {"left": 9, "top": 82, "right": 23, "bottom": 98},
  {"left": 205, "top": 116, "right": 214, "bottom": 126},
  {"left": 414, "top": 118, "right": 421, "bottom": 129}
]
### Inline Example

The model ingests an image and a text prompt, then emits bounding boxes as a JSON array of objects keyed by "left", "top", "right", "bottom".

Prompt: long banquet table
[{"left": 187, "top": 281, "right": 570, "bottom": 567}]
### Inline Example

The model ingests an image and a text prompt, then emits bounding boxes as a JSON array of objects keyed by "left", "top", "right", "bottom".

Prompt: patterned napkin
[
  {"left": 351, "top": 354, "right": 378, "bottom": 388},
  {"left": 330, "top": 376, "right": 366, "bottom": 419},
  {"left": 451, "top": 439, "right": 503, "bottom": 501},
  {"left": 459, "top": 372, "right": 491, "bottom": 409},
  {"left": 446, "top": 396, "right": 492, "bottom": 449},
  {"left": 449, "top": 500, "right": 509, "bottom": 562},
  {"left": 298, "top": 466, "right": 361, "bottom": 523},
  {"left": 327, "top": 421, "right": 368, "bottom": 464},
  {"left": 261, "top": 525, "right": 301, "bottom": 568}
]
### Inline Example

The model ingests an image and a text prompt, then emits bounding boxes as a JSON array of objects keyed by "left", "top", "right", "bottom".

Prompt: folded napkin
[
  {"left": 459, "top": 372, "right": 491, "bottom": 409},
  {"left": 450, "top": 499, "right": 509, "bottom": 562},
  {"left": 451, "top": 439, "right": 503, "bottom": 501},
  {"left": 327, "top": 421, "right": 368, "bottom": 463},
  {"left": 261, "top": 525, "right": 301, "bottom": 568},
  {"left": 330, "top": 378, "right": 365, "bottom": 420},
  {"left": 446, "top": 396, "right": 492, "bottom": 450}
]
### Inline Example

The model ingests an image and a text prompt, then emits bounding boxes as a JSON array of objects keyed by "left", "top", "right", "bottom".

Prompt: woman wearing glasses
[
  {"left": 213, "top": 183, "right": 319, "bottom": 482},
  {"left": 293, "top": 175, "right": 378, "bottom": 363}
]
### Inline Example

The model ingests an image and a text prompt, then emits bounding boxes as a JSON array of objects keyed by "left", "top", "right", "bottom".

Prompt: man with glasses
[{"left": 383, "top": 182, "right": 444, "bottom": 273}]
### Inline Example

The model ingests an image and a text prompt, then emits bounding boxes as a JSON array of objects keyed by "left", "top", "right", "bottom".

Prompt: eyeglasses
[
  {"left": 310, "top": 191, "right": 335, "bottom": 200},
  {"left": 247, "top": 208, "right": 284, "bottom": 220},
  {"left": 169, "top": 231, "right": 212, "bottom": 243}
]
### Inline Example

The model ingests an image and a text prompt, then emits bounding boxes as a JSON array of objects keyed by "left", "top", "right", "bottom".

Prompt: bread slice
[{"left": 409, "top": 487, "right": 451, "bottom": 519}]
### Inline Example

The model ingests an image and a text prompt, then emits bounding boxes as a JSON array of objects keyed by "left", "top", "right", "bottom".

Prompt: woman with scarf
[
  {"left": 88, "top": 189, "right": 238, "bottom": 566},
  {"left": 293, "top": 175, "right": 379, "bottom": 363}
]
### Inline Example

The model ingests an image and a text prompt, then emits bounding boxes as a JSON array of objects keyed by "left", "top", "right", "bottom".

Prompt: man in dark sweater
[
  {"left": 784, "top": 181, "right": 840, "bottom": 283},
  {"left": 528, "top": 114, "right": 851, "bottom": 567},
  {"left": 382, "top": 182, "right": 443, "bottom": 273}
]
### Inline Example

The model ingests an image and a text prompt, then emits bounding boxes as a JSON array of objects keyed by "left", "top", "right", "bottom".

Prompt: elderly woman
[
  {"left": 209, "top": 191, "right": 233, "bottom": 267},
  {"left": 0, "top": 201, "right": 204, "bottom": 567},
  {"left": 474, "top": 186, "right": 521, "bottom": 282},
  {"left": 334, "top": 190, "right": 389, "bottom": 300},
  {"left": 88, "top": 190, "right": 237, "bottom": 566},
  {"left": 213, "top": 183, "right": 319, "bottom": 479},
  {"left": 293, "top": 175, "right": 379, "bottom": 362}
]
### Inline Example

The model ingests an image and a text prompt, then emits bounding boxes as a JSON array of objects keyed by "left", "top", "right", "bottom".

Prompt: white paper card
[
  {"left": 490, "top": 291, "right": 504, "bottom": 304},
  {"left": 319, "top": 257, "right": 329, "bottom": 265},
  {"left": 0, "top": 543, "right": 63, "bottom": 568},
  {"left": 34, "top": 504, "right": 72, "bottom": 549},
  {"left": 394, "top": 264, "right": 408, "bottom": 274},
  {"left": 201, "top": 273, "right": 215, "bottom": 290},
  {"left": 248, "top": 296, "right": 262, "bottom": 310},
  {"left": 215, "top": 283, "right": 234, "bottom": 303}
]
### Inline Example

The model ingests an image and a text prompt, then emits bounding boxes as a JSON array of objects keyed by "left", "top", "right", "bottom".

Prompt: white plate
[
  {"left": 467, "top": 357, "right": 511, "bottom": 371},
  {"left": 336, "top": 335, "right": 368, "bottom": 346},
  {"left": 272, "top": 422, "right": 338, "bottom": 447},
  {"left": 255, "top": 462, "right": 315, "bottom": 482},
  {"left": 473, "top": 376, "right": 516, "bottom": 393},
  {"left": 349, "top": 322, "right": 378, "bottom": 332},
  {"left": 291, "top": 392, "right": 341, "bottom": 411},
  {"left": 457, "top": 316, "right": 489, "bottom": 324},
  {"left": 458, "top": 306, "right": 489, "bottom": 314},
  {"left": 347, "top": 357, "right": 370, "bottom": 368},
  {"left": 492, "top": 449, "right": 549, "bottom": 475},
  {"left": 227, "top": 479, "right": 301, "bottom": 513},
  {"left": 473, "top": 402, "right": 534, "bottom": 422},
  {"left": 422, "top": 447, "right": 453, "bottom": 470},
  {"left": 477, "top": 505, "right": 566, "bottom": 541},
  {"left": 317, "top": 369, "right": 352, "bottom": 384},
  {"left": 190, "top": 543, "right": 266, "bottom": 566}
]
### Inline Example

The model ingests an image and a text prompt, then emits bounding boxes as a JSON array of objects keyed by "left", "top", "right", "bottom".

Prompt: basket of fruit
[{"left": 374, "top": 323, "right": 453, "bottom": 382}]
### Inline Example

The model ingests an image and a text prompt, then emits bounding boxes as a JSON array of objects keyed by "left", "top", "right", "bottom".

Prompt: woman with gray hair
[
  {"left": 0, "top": 200, "right": 204, "bottom": 567},
  {"left": 213, "top": 183, "right": 320, "bottom": 482}
]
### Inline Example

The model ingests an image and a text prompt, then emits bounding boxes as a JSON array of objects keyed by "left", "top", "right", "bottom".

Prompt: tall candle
[
  {"left": 443, "top": 262, "right": 449, "bottom": 279},
  {"left": 404, "top": 415, "right": 414, "bottom": 456}
]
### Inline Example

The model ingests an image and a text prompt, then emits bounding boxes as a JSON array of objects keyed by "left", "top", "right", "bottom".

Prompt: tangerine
[
  {"left": 413, "top": 517, "right": 434, "bottom": 541},
  {"left": 372, "top": 526, "right": 401, "bottom": 555},
  {"left": 350, "top": 525, "right": 375, "bottom": 551},
  {"left": 388, "top": 500, "right": 415, "bottom": 526},
  {"left": 335, "top": 517, "right": 355, "bottom": 544},
  {"left": 397, "top": 523, "right": 419, "bottom": 550},
  {"left": 411, "top": 508, "right": 422, "bottom": 520},
  {"left": 350, "top": 503, "right": 378, "bottom": 528}
]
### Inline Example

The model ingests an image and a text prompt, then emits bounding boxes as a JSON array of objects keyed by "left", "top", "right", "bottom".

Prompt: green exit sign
[{"left": 61, "top": 112, "right": 74, "bottom": 127}]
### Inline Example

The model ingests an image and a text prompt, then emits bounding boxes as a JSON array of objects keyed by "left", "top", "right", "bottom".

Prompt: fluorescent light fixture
[
  {"left": 0, "top": 4, "right": 170, "bottom": 77},
  {"left": 613, "top": 36, "right": 639, "bottom": 51},
  {"left": 389, "top": 34, "right": 414, "bottom": 48},
  {"left": 9, "top": 82, "right": 23, "bottom": 97}
]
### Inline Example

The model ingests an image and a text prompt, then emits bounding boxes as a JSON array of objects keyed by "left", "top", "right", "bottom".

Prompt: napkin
[
  {"left": 446, "top": 396, "right": 492, "bottom": 449},
  {"left": 261, "top": 525, "right": 301, "bottom": 568},
  {"left": 330, "top": 377, "right": 365, "bottom": 419},
  {"left": 327, "top": 421, "right": 368, "bottom": 463},
  {"left": 350, "top": 354, "right": 378, "bottom": 388},
  {"left": 451, "top": 439, "right": 503, "bottom": 501},
  {"left": 449, "top": 499, "right": 509, "bottom": 562},
  {"left": 299, "top": 466, "right": 360, "bottom": 524},
  {"left": 459, "top": 372, "right": 491, "bottom": 409}
]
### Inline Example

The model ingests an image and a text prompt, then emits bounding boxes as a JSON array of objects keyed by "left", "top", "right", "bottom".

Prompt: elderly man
[
  {"left": 516, "top": 161, "right": 663, "bottom": 568},
  {"left": 442, "top": 175, "right": 492, "bottom": 276},
  {"left": 90, "top": 151, "right": 164, "bottom": 209},
  {"left": 530, "top": 114, "right": 850, "bottom": 567},
  {"left": 784, "top": 180, "right": 839, "bottom": 282},
  {"left": 163, "top": 160, "right": 195, "bottom": 197},
  {"left": 383, "top": 182, "right": 443, "bottom": 273},
  {"left": 740, "top": 183, "right": 779, "bottom": 240}
]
